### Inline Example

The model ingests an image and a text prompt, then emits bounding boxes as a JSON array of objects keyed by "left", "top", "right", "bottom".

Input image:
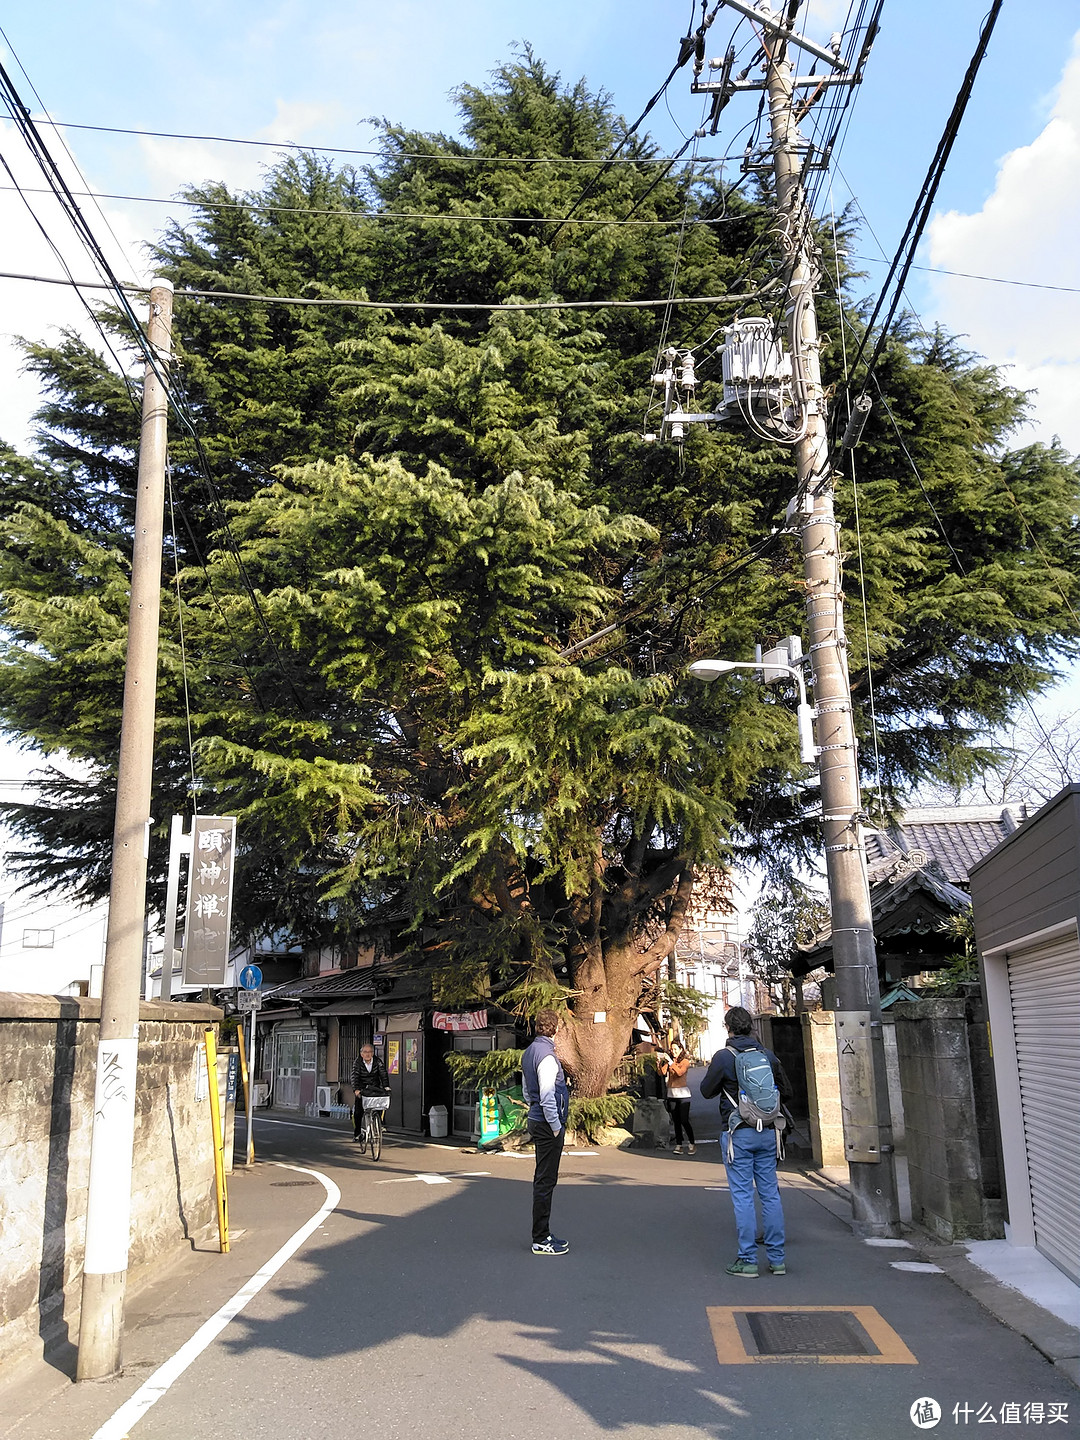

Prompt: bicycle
[{"left": 359, "top": 1093, "right": 390, "bottom": 1160}]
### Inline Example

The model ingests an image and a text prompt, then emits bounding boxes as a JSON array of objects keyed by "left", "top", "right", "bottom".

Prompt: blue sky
[
  {"left": 0, "top": 0, "right": 1078, "bottom": 774},
  {"left": 2, "top": 1, "right": 1078, "bottom": 438}
]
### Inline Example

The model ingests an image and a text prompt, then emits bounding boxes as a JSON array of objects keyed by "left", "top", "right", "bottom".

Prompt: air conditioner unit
[
  {"left": 252, "top": 1082, "right": 270, "bottom": 1108},
  {"left": 316, "top": 1085, "right": 334, "bottom": 1112}
]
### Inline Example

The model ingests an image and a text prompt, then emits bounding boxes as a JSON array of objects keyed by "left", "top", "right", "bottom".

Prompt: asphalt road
[{"left": 6, "top": 1108, "right": 1075, "bottom": 1440}]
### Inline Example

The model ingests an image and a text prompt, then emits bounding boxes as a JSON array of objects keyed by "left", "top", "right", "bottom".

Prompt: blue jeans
[{"left": 723, "top": 1125, "right": 785, "bottom": 1265}]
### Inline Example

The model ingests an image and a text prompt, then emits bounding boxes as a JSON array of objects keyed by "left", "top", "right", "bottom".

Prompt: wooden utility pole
[
  {"left": 77, "top": 279, "right": 175, "bottom": 1380},
  {"left": 763, "top": 37, "right": 901, "bottom": 1235}
]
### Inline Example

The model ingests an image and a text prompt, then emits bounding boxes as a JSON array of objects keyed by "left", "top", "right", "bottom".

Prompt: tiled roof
[
  {"left": 871, "top": 866, "right": 971, "bottom": 929},
  {"left": 800, "top": 865, "right": 970, "bottom": 961},
  {"left": 864, "top": 804, "right": 1026, "bottom": 885},
  {"left": 266, "top": 969, "right": 381, "bottom": 1000}
]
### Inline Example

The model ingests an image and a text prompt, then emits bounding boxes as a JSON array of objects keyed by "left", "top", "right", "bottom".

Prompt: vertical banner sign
[{"left": 182, "top": 816, "right": 237, "bottom": 986}]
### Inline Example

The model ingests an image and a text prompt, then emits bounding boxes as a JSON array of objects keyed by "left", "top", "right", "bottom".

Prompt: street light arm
[
  {"left": 688, "top": 657, "right": 808, "bottom": 707},
  {"left": 689, "top": 657, "right": 813, "bottom": 762}
]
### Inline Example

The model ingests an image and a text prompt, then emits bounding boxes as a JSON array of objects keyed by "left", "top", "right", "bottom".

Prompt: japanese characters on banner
[
  {"left": 181, "top": 816, "right": 237, "bottom": 986},
  {"left": 431, "top": 1009, "right": 488, "bottom": 1032}
]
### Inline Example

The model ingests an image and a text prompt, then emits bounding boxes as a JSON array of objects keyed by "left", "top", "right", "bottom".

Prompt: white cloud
[
  {"left": 802, "top": 0, "right": 853, "bottom": 35},
  {"left": 0, "top": 117, "right": 146, "bottom": 449},
  {"left": 0, "top": 97, "right": 346, "bottom": 451},
  {"left": 928, "top": 33, "right": 1080, "bottom": 454}
]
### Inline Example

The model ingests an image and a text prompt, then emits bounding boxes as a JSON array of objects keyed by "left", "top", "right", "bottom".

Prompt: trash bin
[{"left": 428, "top": 1104, "right": 448, "bottom": 1138}]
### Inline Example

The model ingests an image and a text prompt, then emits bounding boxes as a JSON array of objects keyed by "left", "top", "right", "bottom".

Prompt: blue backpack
[{"left": 724, "top": 1043, "right": 783, "bottom": 1133}]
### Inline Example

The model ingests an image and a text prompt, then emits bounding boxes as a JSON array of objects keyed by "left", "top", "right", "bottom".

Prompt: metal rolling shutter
[{"left": 1007, "top": 931, "right": 1080, "bottom": 1282}]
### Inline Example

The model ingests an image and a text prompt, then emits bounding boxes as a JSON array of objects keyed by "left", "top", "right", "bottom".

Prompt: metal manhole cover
[
  {"left": 270, "top": 1180, "right": 318, "bottom": 1187},
  {"left": 707, "top": 1305, "right": 917, "bottom": 1366},
  {"left": 745, "top": 1310, "right": 873, "bottom": 1356}
]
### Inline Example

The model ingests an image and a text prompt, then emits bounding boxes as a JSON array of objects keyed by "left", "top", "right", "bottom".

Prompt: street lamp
[{"left": 688, "top": 657, "right": 816, "bottom": 765}]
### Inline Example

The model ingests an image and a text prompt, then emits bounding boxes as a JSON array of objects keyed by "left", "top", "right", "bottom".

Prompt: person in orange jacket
[{"left": 657, "top": 1038, "right": 696, "bottom": 1155}]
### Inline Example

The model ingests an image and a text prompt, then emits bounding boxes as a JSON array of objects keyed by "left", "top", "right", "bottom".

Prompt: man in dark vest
[{"left": 521, "top": 1009, "right": 571, "bottom": 1256}]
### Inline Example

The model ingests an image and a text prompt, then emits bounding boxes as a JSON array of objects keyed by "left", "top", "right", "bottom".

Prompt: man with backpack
[{"left": 700, "top": 1007, "right": 790, "bottom": 1278}]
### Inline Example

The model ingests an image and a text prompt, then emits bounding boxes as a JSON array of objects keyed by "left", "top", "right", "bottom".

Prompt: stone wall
[
  {"left": 0, "top": 993, "right": 222, "bottom": 1370},
  {"left": 801, "top": 1011, "right": 846, "bottom": 1168},
  {"left": 891, "top": 995, "right": 1003, "bottom": 1243}
]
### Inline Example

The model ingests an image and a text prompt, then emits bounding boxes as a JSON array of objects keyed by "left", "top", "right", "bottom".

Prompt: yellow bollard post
[
  {"left": 236, "top": 1021, "right": 255, "bottom": 1165},
  {"left": 204, "top": 1028, "right": 230, "bottom": 1253}
]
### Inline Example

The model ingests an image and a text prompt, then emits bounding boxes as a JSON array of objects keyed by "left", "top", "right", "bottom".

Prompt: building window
[{"left": 23, "top": 928, "right": 55, "bottom": 949}]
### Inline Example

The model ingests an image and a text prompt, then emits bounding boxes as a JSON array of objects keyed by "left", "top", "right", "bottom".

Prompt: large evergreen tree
[{"left": 2, "top": 54, "right": 1078, "bottom": 1091}]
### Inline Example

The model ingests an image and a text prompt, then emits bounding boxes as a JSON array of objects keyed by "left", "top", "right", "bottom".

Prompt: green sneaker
[
  {"left": 725, "top": 1259, "right": 759, "bottom": 1278},
  {"left": 768, "top": 1262, "right": 787, "bottom": 1276}
]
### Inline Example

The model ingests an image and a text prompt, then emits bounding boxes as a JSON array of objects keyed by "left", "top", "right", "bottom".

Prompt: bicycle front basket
[{"left": 362, "top": 1095, "right": 391, "bottom": 1111}]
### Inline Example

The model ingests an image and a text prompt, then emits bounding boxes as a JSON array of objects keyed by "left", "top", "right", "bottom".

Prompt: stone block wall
[
  {"left": 801, "top": 1011, "right": 846, "bottom": 1168},
  {"left": 891, "top": 996, "right": 1003, "bottom": 1243},
  {"left": 0, "top": 993, "right": 222, "bottom": 1370}
]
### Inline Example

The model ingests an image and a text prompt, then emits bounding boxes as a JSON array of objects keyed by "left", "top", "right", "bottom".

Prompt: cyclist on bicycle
[{"left": 352, "top": 1043, "right": 390, "bottom": 1142}]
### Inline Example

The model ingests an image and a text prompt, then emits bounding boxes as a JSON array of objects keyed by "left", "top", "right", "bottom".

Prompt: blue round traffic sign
[{"left": 239, "top": 964, "right": 262, "bottom": 990}]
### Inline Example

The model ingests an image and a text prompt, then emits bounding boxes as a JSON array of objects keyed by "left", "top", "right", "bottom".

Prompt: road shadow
[
  {"left": 215, "top": 1154, "right": 748, "bottom": 1436},
  {"left": 170, "top": 1118, "right": 1080, "bottom": 1440}
]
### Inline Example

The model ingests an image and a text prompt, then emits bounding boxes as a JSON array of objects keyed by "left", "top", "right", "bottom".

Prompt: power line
[
  {"left": 0, "top": 183, "right": 750, "bottom": 227},
  {"left": 45, "top": 118, "right": 730, "bottom": 166},
  {"left": 550, "top": 6, "right": 723, "bottom": 241},
  {"left": 839, "top": 0, "right": 1005, "bottom": 412},
  {"left": 0, "top": 269, "right": 763, "bottom": 310},
  {"left": 0, "top": 24, "right": 137, "bottom": 287},
  {"left": 1, "top": 60, "right": 317, "bottom": 716},
  {"left": 851, "top": 253, "right": 1080, "bottom": 296}
]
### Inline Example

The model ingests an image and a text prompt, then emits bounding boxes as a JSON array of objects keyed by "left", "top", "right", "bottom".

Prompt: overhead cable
[
  {"left": 44, "top": 119, "right": 729, "bottom": 166},
  {"left": 839, "top": 0, "right": 1005, "bottom": 411},
  {"left": 0, "top": 270, "right": 763, "bottom": 310},
  {"left": 0, "top": 183, "right": 753, "bottom": 226}
]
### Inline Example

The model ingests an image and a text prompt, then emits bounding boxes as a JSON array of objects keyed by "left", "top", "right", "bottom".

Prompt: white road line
[
  {"left": 91, "top": 1162, "right": 340, "bottom": 1440},
  {"left": 374, "top": 1171, "right": 492, "bottom": 1185},
  {"left": 254, "top": 1117, "right": 454, "bottom": 1148},
  {"left": 254, "top": 1117, "right": 352, "bottom": 1134}
]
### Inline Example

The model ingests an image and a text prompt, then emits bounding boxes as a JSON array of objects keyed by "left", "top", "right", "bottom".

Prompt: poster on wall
[
  {"left": 405, "top": 1037, "right": 419, "bottom": 1073},
  {"left": 387, "top": 1040, "right": 400, "bottom": 1075}
]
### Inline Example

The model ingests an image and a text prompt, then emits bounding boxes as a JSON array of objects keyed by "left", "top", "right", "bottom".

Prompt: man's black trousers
[{"left": 528, "top": 1119, "right": 566, "bottom": 1242}]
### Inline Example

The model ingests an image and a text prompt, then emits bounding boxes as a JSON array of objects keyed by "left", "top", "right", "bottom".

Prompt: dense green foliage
[{"left": 1, "top": 54, "right": 1078, "bottom": 1087}]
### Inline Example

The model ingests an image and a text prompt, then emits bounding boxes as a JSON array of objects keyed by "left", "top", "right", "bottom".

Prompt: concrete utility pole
[
  {"left": 762, "top": 37, "right": 900, "bottom": 1235},
  {"left": 77, "top": 279, "right": 175, "bottom": 1380}
]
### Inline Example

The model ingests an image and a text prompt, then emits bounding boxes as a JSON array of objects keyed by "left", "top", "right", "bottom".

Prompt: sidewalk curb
[
  {"left": 912, "top": 1240, "right": 1080, "bottom": 1389},
  {"left": 795, "top": 1166, "right": 1080, "bottom": 1387}
]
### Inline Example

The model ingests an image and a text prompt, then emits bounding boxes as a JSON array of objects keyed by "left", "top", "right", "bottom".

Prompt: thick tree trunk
[{"left": 557, "top": 947, "right": 641, "bottom": 1097}]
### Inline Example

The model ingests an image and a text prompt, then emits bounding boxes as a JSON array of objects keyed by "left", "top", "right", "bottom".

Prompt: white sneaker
[
  {"left": 532, "top": 1235, "right": 570, "bottom": 1256},
  {"left": 687, "top": 1144, "right": 696, "bottom": 1155},
  {"left": 672, "top": 1144, "right": 683, "bottom": 1155}
]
